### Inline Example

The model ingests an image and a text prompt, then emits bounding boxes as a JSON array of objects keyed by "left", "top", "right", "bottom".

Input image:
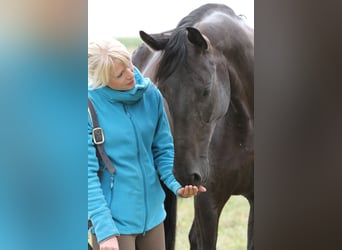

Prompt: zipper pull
[
  {"left": 110, "top": 174, "right": 114, "bottom": 189},
  {"left": 123, "top": 104, "right": 131, "bottom": 118}
]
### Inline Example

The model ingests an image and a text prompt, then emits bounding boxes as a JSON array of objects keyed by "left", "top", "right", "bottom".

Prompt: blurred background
[{"left": 88, "top": 0, "right": 254, "bottom": 38}]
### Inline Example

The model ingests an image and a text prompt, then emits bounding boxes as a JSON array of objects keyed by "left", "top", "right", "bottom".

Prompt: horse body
[{"left": 132, "top": 4, "right": 254, "bottom": 250}]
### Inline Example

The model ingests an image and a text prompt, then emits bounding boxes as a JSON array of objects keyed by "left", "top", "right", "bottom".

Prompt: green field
[
  {"left": 176, "top": 196, "right": 249, "bottom": 250},
  {"left": 116, "top": 37, "right": 142, "bottom": 52}
]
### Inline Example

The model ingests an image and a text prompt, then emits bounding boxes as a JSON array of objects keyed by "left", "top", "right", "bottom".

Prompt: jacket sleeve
[
  {"left": 88, "top": 112, "right": 119, "bottom": 242},
  {"left": 151, "top": 89, "right": 182, "bottom": 195}
]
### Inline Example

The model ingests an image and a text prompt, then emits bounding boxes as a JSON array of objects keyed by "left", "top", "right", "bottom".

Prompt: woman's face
[{"left": 108, "top": 60, "right": 135, "bottom": 90}]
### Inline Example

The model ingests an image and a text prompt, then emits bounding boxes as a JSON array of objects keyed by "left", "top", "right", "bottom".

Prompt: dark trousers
[{"left": 89, "top": 223, "right": 165, "bottom": 250}]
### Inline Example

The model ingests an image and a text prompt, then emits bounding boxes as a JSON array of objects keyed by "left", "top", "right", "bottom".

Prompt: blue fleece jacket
[{"left": 88, "top": 67, "right": 182, "bottom": 243}]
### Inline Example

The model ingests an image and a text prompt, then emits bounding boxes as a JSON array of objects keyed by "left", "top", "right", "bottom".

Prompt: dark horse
[{"left": 132, "top": 3, "right": 254, "bottom": 250}]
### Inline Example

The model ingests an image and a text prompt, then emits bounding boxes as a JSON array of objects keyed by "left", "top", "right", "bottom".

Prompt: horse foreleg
[
  {"left": 189, "top": 220, "right": 198, "bottom": 250},
  {"left": 247, "top": 198, "right": 254, "bottom": 250},
  {"left": 163, "top": 182, "right": 177, "bottom": 250},
  {"left": 189, "top": 194, "right": 220, "bottom": 250}
]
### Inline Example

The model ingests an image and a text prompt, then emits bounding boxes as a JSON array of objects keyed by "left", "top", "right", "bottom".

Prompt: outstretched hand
[
  {"left": 177, "top": 185, "right": 207, "bottom": 198},
  {"left": 99, "top": 236, "right": 119, "bottom": 250}
]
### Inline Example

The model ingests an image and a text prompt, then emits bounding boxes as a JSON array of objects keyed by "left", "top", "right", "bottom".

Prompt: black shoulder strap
[{"left": 88, "top": 97, "right": 115, "bottom": 174}]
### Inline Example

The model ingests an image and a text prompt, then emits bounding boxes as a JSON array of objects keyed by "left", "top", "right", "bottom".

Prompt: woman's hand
[
  {"left": 100, "top": 236, "right": 119, "bottom": 250},
  {"left": 177, "top": 185, "right": 207, "bottom": 198}
]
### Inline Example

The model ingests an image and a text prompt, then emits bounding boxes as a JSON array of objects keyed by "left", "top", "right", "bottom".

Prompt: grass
[
  {"left": 88, "top": 196, "right": 249, "bottom": 249},
  {"left": 175, "top": 196, "right": 249, "bottom": 250}
]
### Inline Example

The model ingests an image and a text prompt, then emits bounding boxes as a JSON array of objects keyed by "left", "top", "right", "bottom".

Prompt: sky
[{"left": 88, "top": 0, "right": 254, "bottom": 38}]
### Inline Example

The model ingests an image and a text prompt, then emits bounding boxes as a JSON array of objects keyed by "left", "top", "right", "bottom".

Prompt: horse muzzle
[{"left": 173, "top": 160, "right": 209, "bottom": 186}]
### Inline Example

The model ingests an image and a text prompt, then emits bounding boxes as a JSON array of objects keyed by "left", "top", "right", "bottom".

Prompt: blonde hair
[{"left": 88, "top": 37, "right": 131, "bottom": 89}]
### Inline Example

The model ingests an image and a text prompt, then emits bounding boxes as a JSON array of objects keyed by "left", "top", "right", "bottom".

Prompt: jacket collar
[{"left": 95, "top": 67, "right": 151, "bottom": 104}]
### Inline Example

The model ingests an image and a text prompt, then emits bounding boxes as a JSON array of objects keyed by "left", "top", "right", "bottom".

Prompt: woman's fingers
[
  {"left": 198, "top": 185, "right": 207, "bottom": 192},
  {"left": 178, "top": 185, "right": 207, "bottom": 197}
]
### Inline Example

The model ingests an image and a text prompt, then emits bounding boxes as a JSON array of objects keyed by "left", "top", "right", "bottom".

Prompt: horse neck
[
  {"left": 140, "top": 51, "right": 162, "bottom": 84},
  {"left": 226, "top": 66, "right": 254, "bottom": 147}
]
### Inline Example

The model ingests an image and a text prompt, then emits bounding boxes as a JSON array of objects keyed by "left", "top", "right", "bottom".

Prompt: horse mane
[
  {"left": 156, "top": 4, "right": 236, "bottom": 82},
  {"left": 155, "top": 29, "right": 188, "bottom": 82}
]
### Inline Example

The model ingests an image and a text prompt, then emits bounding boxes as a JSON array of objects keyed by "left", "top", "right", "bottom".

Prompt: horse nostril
[{"left": 192, "top": 173, "right": 202, "bottom": 185}]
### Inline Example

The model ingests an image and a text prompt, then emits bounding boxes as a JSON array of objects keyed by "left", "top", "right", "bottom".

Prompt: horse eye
[{"left": 202, "top": 88, "right": 210, "bottom": 97}]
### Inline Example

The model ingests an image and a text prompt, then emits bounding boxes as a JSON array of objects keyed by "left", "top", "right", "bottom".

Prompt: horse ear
[
  {"left": 139, "top": 30, "right": 168, "bottom": 51},
  {"left": 186, "top": 27, "right": 208, "bottom": 50}
]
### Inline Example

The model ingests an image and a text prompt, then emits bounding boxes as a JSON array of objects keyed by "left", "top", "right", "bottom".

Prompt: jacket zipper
[{"left": 123, "top": 104, "right": 148, "bottom": 234}]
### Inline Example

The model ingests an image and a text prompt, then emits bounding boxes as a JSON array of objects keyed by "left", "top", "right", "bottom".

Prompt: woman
[{"left": 88, "top": 37, "right": 206, "bottom": 250}]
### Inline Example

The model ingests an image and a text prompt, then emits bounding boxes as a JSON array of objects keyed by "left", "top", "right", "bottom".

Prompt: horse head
[{"left": 138, "top": 27, "right": 231, "bottom": 186}]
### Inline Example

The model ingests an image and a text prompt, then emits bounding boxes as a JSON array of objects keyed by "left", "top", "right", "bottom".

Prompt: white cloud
[{"left": 88, "top": 0, "right": 254, "bottom": 38}]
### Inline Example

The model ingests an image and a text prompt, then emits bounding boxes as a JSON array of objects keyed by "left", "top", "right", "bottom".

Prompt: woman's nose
[{"left": 126, "top": 67, "right": 134, "bottom": 78}]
